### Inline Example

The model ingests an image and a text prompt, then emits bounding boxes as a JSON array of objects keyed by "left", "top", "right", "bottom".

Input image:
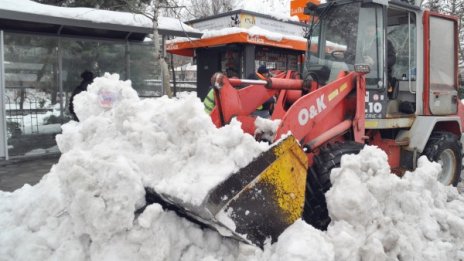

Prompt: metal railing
[
  {"left": 142, "top": 80, "right": 196, "bottom": 97},
  {"left": 5, "top": 95, "right": 43, "bottom": 137}
]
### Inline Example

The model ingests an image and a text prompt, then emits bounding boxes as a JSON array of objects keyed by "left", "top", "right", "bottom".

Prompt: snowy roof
[
  {"left": 0, "top": 0, "right": 202, "bottom": 41},
  {"left": 187, "top": 9, "right": 305, "bottom": 38},
  {"left": 168, "top": 9, "right": 308, "bottom": 56},
  {"left": 187, "top": 9, "right": 301, "bottom": 26}
]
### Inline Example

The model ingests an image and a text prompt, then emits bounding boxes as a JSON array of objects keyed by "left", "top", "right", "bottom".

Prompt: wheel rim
[{"left": 437, "top": 149, "right": 456, "bottom": 185}]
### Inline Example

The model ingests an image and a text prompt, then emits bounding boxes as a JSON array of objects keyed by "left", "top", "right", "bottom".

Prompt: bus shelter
[{"left": 0, "top": 0, "right": 201, "bottom": 160}]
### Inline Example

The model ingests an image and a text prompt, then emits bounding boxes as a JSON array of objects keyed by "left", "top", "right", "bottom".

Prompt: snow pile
[
  {"left": 325, "top": 147, "right": 464, "bottom": 260},
  {"left": 257, "top": 147, "right": 464, "bottom": 260},
  {"left": 1, "top": 74, "right": 464, "bottom": 260},
  {"left": 254, "top": 117, "right": 281, "bottom": 141},
  {"left": 60, "top": 73, "right": 269, "bottom": 206},
  {"left": 201, "top": 26, "right": 306, "bottom": 43},
  {"left": 0, "top": 73, "right": 268, "bottom": 260}
]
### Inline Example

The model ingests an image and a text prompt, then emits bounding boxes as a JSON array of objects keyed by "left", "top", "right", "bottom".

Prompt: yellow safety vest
[
  {"left": 203, "top": 80, "right": 266, "bottom": 114},
  {"left": 203, "top": 89, "right": 215, "bottom": 114}
]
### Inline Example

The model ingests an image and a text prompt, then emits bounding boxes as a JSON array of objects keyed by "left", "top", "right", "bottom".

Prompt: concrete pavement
[{"left": 0, "top": 154, "right": 60, "bottom": 192}]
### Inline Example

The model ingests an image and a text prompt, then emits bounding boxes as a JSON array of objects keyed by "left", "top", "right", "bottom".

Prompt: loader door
[
  {"left": 386, "top": 8, "right": 417, "bottom": 116},
  {"left": 425, "top": 13, "right": 459, "bottom": 115}
]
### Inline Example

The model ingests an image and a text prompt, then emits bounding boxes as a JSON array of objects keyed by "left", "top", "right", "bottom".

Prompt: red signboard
[{"left": 291, "top": 0, "right": 320, "bottom": 23}]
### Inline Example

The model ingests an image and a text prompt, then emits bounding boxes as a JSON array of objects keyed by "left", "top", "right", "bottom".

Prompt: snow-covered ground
[{"left": 1, "top": 74, "right": 464, "bottom": 260}]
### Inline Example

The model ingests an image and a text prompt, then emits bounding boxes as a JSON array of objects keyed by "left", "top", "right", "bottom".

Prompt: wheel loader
[{"left": 145, "top": 0, "right": 464, "bottom": 247}]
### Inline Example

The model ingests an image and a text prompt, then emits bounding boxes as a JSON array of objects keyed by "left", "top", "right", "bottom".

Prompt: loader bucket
[{"left": 144, "top": 135, "right": 308, "bottom": 247}]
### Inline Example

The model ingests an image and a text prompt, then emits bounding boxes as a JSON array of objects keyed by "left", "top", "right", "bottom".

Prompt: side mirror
[
  {"left": 304, "top": 2, "right": 319, "bottom": 16},
  {"left": 331, "top": 50, "right": 345, "bottom": 60}
]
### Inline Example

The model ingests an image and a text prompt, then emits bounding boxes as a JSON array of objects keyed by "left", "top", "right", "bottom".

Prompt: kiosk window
[{"left": 255, "top": 47, "right": 299, "bottom": 71}]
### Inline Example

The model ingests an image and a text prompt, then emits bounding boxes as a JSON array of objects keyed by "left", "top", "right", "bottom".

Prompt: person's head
[
  {"left": 81, "top": 70, "right": 94, "bottom": 82},
  {"left": 257, "top": 65, "right": 269, "bottom": 76}
]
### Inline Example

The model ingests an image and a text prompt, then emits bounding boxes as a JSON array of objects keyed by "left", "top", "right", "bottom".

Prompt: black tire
[
  {"left": 302, "top": 141, "right": 364, "bottom": 230},
  {"left": 422, "top": 132, "right": 462, "bottom": 186}
]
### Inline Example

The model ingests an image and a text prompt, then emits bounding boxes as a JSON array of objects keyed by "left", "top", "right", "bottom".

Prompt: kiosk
[{"left": 167, "top": 9, "right": 309, "bottom": 99}]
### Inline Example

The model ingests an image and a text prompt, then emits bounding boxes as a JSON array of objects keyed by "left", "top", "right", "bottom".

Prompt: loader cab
[
  {"left": 307, "top": 0, "right": 421, "bottom": 121},
  {"left": 307, "top": 1, "right": 385, "bottom": 89}
]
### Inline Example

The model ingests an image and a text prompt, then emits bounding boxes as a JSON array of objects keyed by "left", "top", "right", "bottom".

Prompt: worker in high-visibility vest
[
  {"left": 203, "top": 88, "right": 216, "bottom": 114},
  {"left": 203, "top": 65, "right": 274, "bottom": 115},
  {"left": 203, "top": 69, "right": 236, "bottom": 114},
  {"left": 247, "top": 65, "right": 274, "bottom": 116}
]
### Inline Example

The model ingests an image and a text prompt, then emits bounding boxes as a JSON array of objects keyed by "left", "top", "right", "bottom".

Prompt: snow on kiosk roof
[
  {"left": 167, "top": 9, "right": 308, "bottom": 56},
  {"left": 0, "top": 0, "right": 202, "bottom": 41}
]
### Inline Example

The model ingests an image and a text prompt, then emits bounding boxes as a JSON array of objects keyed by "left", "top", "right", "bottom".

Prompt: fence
[
  {"left": 4, "top": 96, "right": 44, "bottom": 138},
  {"left": 142, "top": 80, "right": 196, "bottom": 97}
]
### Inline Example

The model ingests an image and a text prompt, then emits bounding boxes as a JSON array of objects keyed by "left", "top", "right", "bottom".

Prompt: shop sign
[
  {"left": 291, "top": 0, "right": 320, "bottom": 23},
  {"left": 190, "top": 11, "right": 306, "bottom": 38}
]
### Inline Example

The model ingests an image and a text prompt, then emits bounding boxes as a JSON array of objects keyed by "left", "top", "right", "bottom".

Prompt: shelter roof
[{"left": 0, "top": 0, "right": 202, "bottom": 41}]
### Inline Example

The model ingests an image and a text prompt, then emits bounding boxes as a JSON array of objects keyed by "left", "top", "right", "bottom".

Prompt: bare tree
[
  {"left": 125, "top": 0, "right": 241, "bottom": 97},
  {"left": 124, "top": 0, "right": 182, "bottom": 97},
  {"left": 149, "top": 1, "right": 172, "bottom": 97},
  {"left": 423, "top": 0, "right": 464, "bottom": 64},
  {"left": 423, "top": 0, "right": 442, "bottom": 11},
  {"left": 447, "top": 0, "right": 464, "bottom": 63},
  {"left": 37, "top": 0, "right": 151, "bottom": 11},
  {"left": 185, "top": 0, "right": 237, "bottom": 19}
]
